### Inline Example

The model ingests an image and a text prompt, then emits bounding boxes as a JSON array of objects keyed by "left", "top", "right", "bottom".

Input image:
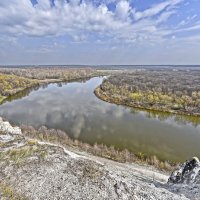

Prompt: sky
[{"left": 0, "top": 0, "right": 200, "bottom": 65}]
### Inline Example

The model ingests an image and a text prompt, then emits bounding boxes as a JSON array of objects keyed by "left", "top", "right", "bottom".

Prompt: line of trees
[
  {"left": 98, "top": 69, "right": 200, "bottom": 116},
  {"left": 0, "top": 67, "right": 96, "bottom": 80}
]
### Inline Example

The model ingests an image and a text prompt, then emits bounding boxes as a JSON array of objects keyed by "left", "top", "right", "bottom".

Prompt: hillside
[{"left": 0, "top": 117, "right": 199, "bottom": 199}]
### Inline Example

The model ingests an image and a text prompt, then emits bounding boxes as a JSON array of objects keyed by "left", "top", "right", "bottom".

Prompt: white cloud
[
  {"left": 175, "top": 22, "right": 200, "bottom": 33},
  {"left": 0, "top": 0, "right": 184, "bottom": 42},
  {"left": 36, "top": 0, "right": 51, "bottom": 9},
  {"left": 156, "top": 10, "right": 176, "bottom": 23},
  {"left": 115, "top": 1, "right": 131, "bottom": 20},
  {"left": 0, "top": 0, "right": 196, "bottom": 48},
  {"left": 133, "top": 0, "right": 183, "bottom": 21}
]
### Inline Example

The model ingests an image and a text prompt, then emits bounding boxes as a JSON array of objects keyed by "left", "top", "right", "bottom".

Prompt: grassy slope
[{"left": 0, "top": 118, "right": 193, "bottom": 200}]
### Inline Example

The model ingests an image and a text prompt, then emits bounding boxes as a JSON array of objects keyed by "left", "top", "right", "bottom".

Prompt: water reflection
[
  {"left": 131, "top": 108, "right": 200, "bottom": 127},
  {"left": 0, "top": 77, "right": 199, "bottom": 162},
  {"left": 0, "top": 85, "right": 41, "bottom": 105}
]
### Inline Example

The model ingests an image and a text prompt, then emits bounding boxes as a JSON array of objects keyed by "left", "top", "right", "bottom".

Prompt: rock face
[
  {"left": 0, "top": 117, "right": 22, "bottom": 135},
  {"left": 168, "top": 157, "right": 200, "bottom": 184},
  {"left": 0, "top": 117, "right": 199, "bottom": 199},
  {"left": 167, "top": 157, "right": 200, "bottom": 199}
]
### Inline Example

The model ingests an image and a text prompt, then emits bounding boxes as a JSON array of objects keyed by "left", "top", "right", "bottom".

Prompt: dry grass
[
  {"left": 21, "top": 125, "right": 177, "bottom": 171},
  {"left": 0, "top": 131, "right": 7, "bottom": 135},
  {"left": 26, "top": 139, "right": 38, "bottom": 146},
  {"left": 0, "top": 143, "right": 48, "bottom": 166},
  {"left": 0, "top": 181, "right": 27, "bottom": 200}
]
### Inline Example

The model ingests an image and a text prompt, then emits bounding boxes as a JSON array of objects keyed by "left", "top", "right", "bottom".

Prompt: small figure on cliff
[{"left": 168, "top": 157, "right": 200, "bottom": 184}]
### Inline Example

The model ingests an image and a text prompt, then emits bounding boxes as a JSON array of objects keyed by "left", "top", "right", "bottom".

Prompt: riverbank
[
  {"left": 94, "top": 71, "right": 200, "bottom": 117},
  {"left": 0, "top": 73, "right": 39, "bottom": 104},
  {"left": 1, "top": 117, "right": 198, "bottom": 199},
  {"left": 20, "top": 124, "right": 176, "bottom": 171},
  {"left": 94, "top": 86, "right": 200, "bottom": 121},
  {"left": 1, "top": 74, "right": 199, "bottom": 164},
  {"left": 0, "top": 67, "right": 108, "bottom": 105}
]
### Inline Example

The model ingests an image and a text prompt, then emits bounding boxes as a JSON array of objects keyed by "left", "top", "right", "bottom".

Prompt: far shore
[{"left": 94, "top": 86, "right": 200, "bottom": 118}]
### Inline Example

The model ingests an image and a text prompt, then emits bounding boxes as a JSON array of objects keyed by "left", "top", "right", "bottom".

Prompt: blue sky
[{"left": 0, "top": 0, "right": 200, "bottom": 65}]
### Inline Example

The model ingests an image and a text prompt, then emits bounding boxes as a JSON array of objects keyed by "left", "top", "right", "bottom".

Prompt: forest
[
  {"left": 0, "top": 67, "right": 97, "bottom": 80},
  {"left": 0, "top": 73, "right": 37, "bottom": 103},
  {"left": 95, "top": 69, "right": 200, "bottom": 116},
  {"left": 0, "top": 67, "right": 100, "bottom": 104}
]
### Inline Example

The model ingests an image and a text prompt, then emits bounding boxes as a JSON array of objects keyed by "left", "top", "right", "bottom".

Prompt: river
[{"left": 0, "top": 77, "right": 199, "bottom": 162}]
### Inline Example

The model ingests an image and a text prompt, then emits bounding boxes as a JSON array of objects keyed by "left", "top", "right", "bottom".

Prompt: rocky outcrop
[
  {"left": 168, "top": 157, "right": 200, "bottom": 184},
  {"left": 0, "top": 117, "right": 199, "bottom": 199},
  {"left": 167, "top": 157, "right": 200, "bottom": 199}
]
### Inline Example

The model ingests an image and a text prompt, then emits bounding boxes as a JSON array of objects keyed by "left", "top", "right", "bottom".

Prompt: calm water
[{"left": 0, "top": 77, "right": 200, "bottom": 162}]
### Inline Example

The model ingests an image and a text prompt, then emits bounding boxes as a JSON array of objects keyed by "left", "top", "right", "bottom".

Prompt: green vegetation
[
  {"left": 95, "top": 70, "right": 200, "bottom": 116},
  {"left": 0, "top": 143, "right": 48, "bottom": 166},
  {"left": 0, "top": 181, "right": 27, "bottom": 200},
  {"left": 0, "top": 73, "right": 38, "bottom": 104},
  {"left": 0, "top": 67, "right": 105, "bottom": 104}
]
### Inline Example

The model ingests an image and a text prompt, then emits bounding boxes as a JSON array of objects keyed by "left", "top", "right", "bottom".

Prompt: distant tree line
[{"left": 0, "top": 67, "right": 96, "bottom": 80}]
